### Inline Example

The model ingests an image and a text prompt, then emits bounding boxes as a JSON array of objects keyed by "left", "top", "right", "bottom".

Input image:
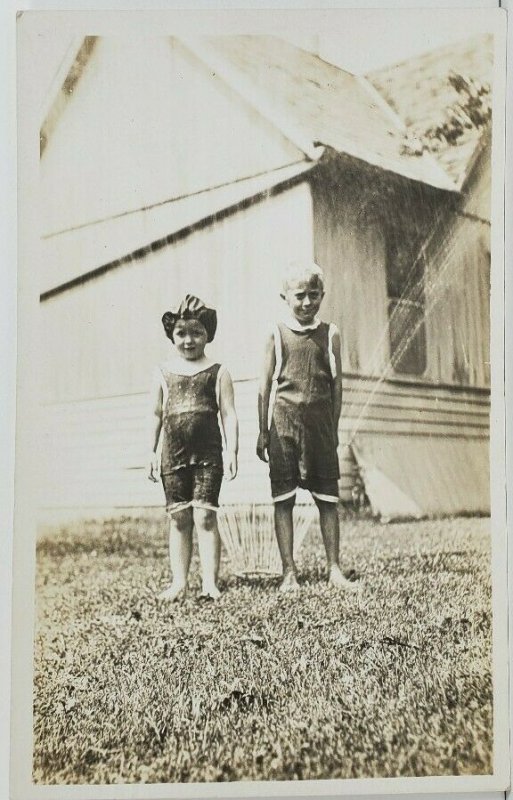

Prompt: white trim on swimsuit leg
[
  {"left": 272, "top": 488, "right": 297, "bottom": 504},
  {"left": 166, "top": 500, "right": 192, "bottom": 516},
  {"left": 191, "top": 501, "right": 218, "bottom": 513},
  {"left": 311, "top": 491, "right": 339, "bottom": 503}
]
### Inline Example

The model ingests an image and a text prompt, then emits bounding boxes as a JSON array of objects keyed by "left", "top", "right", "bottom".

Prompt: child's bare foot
[
  {"left": 159, "top": 582, "right": 186, "bottom": 601},
  {"left": 200, "top": 584, "right": 221, "bottom": 600},
  {"left": 279, "top": 571, "right": 300, "bottom": 593},
  {"left": 329, "top": 565, "right": 359, "bottom": 591}
]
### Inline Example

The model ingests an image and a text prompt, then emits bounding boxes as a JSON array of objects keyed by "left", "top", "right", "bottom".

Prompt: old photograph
[{"left": 12, "top": 7, "right": 509, "bottom": 798}]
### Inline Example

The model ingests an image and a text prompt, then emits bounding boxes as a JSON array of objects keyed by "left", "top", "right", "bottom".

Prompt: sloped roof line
[
  {"left": 355, "top": 74, "right": 407, "bottom": 132},
  {"left": 199, "top": 36, "right": 456, "bottom": 192},
  {"left": 368, "top": 32, "right": 492, "bottom": 87},
  {"left": 366, "top": 33, "right": 493, "bottom": 187},
  {"left": 40, "top": 33, "right": 456, "bottom": 192},
  {"left": 40, "top": 36, "right": 98, "bottom": 157},
  {"left": 39, "top": 36, "right": 84, "bottom": 123},
  {"left": 40, "top": 159, "right": 314, "bottom": 299},
  {"left": 457, "top": 123, "right": 492, "bottom": 194},
  {"left": 42, "top": 156, "right": 310, "bottom": 239},
  {"left": 177, "top": 37, "right": 325, "bottom": 164},
  {"left": 39, "top": 34, "right": 323, "bottom": 166},
  {"left": 356, "top": 73, "right": 460, "bottom": 189}
]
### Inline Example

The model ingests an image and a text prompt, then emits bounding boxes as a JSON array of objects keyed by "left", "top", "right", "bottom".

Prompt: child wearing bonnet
[{"left": 148, "top": 294, "right": 238, "bottom": 600}]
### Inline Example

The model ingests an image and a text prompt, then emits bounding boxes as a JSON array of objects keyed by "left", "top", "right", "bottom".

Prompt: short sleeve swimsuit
[
  {"left": 269, "top": 322, "right": 340, "bottom": 502},
  {"left": 160, "top": 363, "right": 224, "bottom": 514}
]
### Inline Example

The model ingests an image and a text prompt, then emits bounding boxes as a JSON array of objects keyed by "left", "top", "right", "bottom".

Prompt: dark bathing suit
[
  {"left": 269, "top": 322, "right": 340, "bottom": 502},
  {"left": 160, "top": 363, "right": 224, "bottom": 514}
]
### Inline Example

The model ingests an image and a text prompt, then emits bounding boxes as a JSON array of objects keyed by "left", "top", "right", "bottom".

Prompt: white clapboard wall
[
  {"left": 40, "top": 375, "right": 489, "bottom": 517},
  {"left": 39, "top": 379, "right": 270, "bottom": 510}
]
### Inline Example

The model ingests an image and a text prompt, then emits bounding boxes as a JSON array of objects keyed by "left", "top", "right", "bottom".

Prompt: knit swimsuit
[
  {"left": 160, "top": 363, "right": 224, "bottom": 513},
  {"left": 269, "top": 322, "right": 340, "bottom": 502}
]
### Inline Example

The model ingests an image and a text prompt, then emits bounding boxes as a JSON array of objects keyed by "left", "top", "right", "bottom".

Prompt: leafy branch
[{"left": 401, "top": 72, "right": 491, "bottom": 156}]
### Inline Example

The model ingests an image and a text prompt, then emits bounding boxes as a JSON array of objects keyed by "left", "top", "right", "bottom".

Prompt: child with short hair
[
  {"left": 257, "top": 262, "right": 358, "bottom": 592},
  {"left": 148, "top": 294, "right": 238, "bottom": 600}
]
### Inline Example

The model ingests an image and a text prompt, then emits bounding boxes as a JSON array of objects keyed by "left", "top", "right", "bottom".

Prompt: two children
[{"left": 149, "top": 264, "right": 357, "bottom": 598}]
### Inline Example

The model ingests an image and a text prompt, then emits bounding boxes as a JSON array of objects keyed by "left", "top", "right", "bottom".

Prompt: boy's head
[{"left": 280, "top": 261, "right": 325, "bottom": 325}]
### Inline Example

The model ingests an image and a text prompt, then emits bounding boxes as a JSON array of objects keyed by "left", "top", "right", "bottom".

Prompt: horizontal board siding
[
  {"left": 423, "top": 203, "right": 490, "bottom": 388},
  {"left": 341, "top": 375, "right": 489, "bottom": 442},
  {"left": 40, "top": 381, "right": 271, "bottom": 508},
  {"left": 40, "top": 185, "right": 313, "bottom": 405},
  {"left": 40, "top": 376, "right": 489, "bottom": 511},
  {"left": 342, "top": 376, "right": 490, "bottom": 406}
]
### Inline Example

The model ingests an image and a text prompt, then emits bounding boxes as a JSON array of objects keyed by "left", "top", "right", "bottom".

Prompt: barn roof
[
  {"left": 366, "top": 34, "right": 493, "bottom": 189},
  {"left": 190, "top": 35, "right": 456, "bottom": 191}
]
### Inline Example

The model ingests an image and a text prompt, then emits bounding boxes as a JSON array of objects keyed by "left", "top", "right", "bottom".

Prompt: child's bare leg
[
  {"left": 315, "top": 498, "right": 358, "bottom": 591},
  {"left": 160, "top": 506, "right": 193, "bottom": 600},
  {"left": 274, "top": 496, "right": 299, "bottom": 591},
  {"left": 194, "top": 506, "right": 221, "bottom": 599}
]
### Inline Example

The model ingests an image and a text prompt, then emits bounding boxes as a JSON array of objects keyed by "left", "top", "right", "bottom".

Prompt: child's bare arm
[
  {"left": 148, "top": 371, "right": 163, "bottom": 482},
  {"left": 219, "top": 369, "right": 239, "bottom": 480},
  {"left": 257, "top": 333, "right": 276, "bottom": 462},
  {"left": 331, "top": 328, "right": 343, "bottom": 446}
]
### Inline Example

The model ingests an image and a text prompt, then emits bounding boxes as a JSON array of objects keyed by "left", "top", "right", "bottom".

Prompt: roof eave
[{"left": 318, "top": 141, "right": 458, "bottom": 193}]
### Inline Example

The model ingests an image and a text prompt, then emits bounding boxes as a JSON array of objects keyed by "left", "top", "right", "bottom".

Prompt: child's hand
[
  {"left": 256, "top": 431, "right": 270, "bottom": 462},
  {"left": 148, "top": 453, "right": 160, "bottom": 482},
  {"left": 224, "top": 451, "right": 238, "bottom": 481}
]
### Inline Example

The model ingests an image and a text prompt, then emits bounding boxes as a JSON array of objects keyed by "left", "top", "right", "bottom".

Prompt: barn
[{"left": 39, "top": 34, "right": 492, "bottom": 520}]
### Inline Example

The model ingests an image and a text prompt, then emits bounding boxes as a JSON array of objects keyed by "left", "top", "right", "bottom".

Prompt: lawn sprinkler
[{"left": 217, "top": 502, "right": 316, "bottom": 577}]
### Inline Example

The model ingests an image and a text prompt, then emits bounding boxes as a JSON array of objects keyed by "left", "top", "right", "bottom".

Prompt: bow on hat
[{"left": 162, "top": 294, "right": 217, "bottom": 343}]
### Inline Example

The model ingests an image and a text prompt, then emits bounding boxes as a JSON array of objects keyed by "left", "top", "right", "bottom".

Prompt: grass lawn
[{"left": 34, "top": 513, "right": 492, "bottom": 785}]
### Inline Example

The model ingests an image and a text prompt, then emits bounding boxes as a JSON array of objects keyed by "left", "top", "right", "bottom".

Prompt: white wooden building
[{"left": 39, "top": 35, "right": 492, "bottom": 519}]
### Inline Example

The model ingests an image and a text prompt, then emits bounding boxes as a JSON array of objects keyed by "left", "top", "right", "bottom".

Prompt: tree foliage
[{"left": 402, "top": 72, "right": 491, "bottom": 156}]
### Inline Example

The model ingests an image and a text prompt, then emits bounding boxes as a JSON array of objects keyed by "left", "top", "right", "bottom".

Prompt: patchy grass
[{"left": 34, "top": 514, "right": 492, "bottom": 785}]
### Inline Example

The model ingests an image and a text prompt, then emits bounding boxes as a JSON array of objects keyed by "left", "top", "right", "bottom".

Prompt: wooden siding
[
  {"left": 40, "top": 381, "right": 271, "bottom": 510},
  {"left": 461, "top": 137, "right": 491, "bottom": 222},
  {"left": 40, "top": 162, "right": 312, "bottom": 295},
  {"left": 40, "top": 37, "right": 302, "bottom": 240},
  {"left": 311, "top": 156, "right": 490, "bottom": 390},
  {"left": 39, "top": 183, "right": 313, "bottom": 404},
  {"left": 341, "top": 375, "right": 489, "bottom": 441},
  {"left": 40, "top": 375, "right": 489, "bottom": 514},
  {"left": 423, "top": 147, "right": 490, "bottom": 387},
  {"left": 345, "top": 375, "right": 489, "bottom": 516},
  {"left": 310, "top": 173, "right": 390, "bottom": 377}
]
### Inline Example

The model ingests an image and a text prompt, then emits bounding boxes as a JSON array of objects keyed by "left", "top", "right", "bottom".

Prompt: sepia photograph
[{"left": 12, "top": 7, "right": 509, "bottom": 799}]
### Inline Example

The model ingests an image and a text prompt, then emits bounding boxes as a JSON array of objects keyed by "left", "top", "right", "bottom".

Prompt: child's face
[
  {"left": 282, "top": 278, "right": 324, "bottom": 325},
  {"left": 172, "top": 319, "right": 208, "bottom": 360}
]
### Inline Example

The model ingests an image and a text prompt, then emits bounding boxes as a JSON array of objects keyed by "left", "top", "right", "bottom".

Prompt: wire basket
[{"left": 217, "top": 502, "right": 316, "bottom": 577}]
